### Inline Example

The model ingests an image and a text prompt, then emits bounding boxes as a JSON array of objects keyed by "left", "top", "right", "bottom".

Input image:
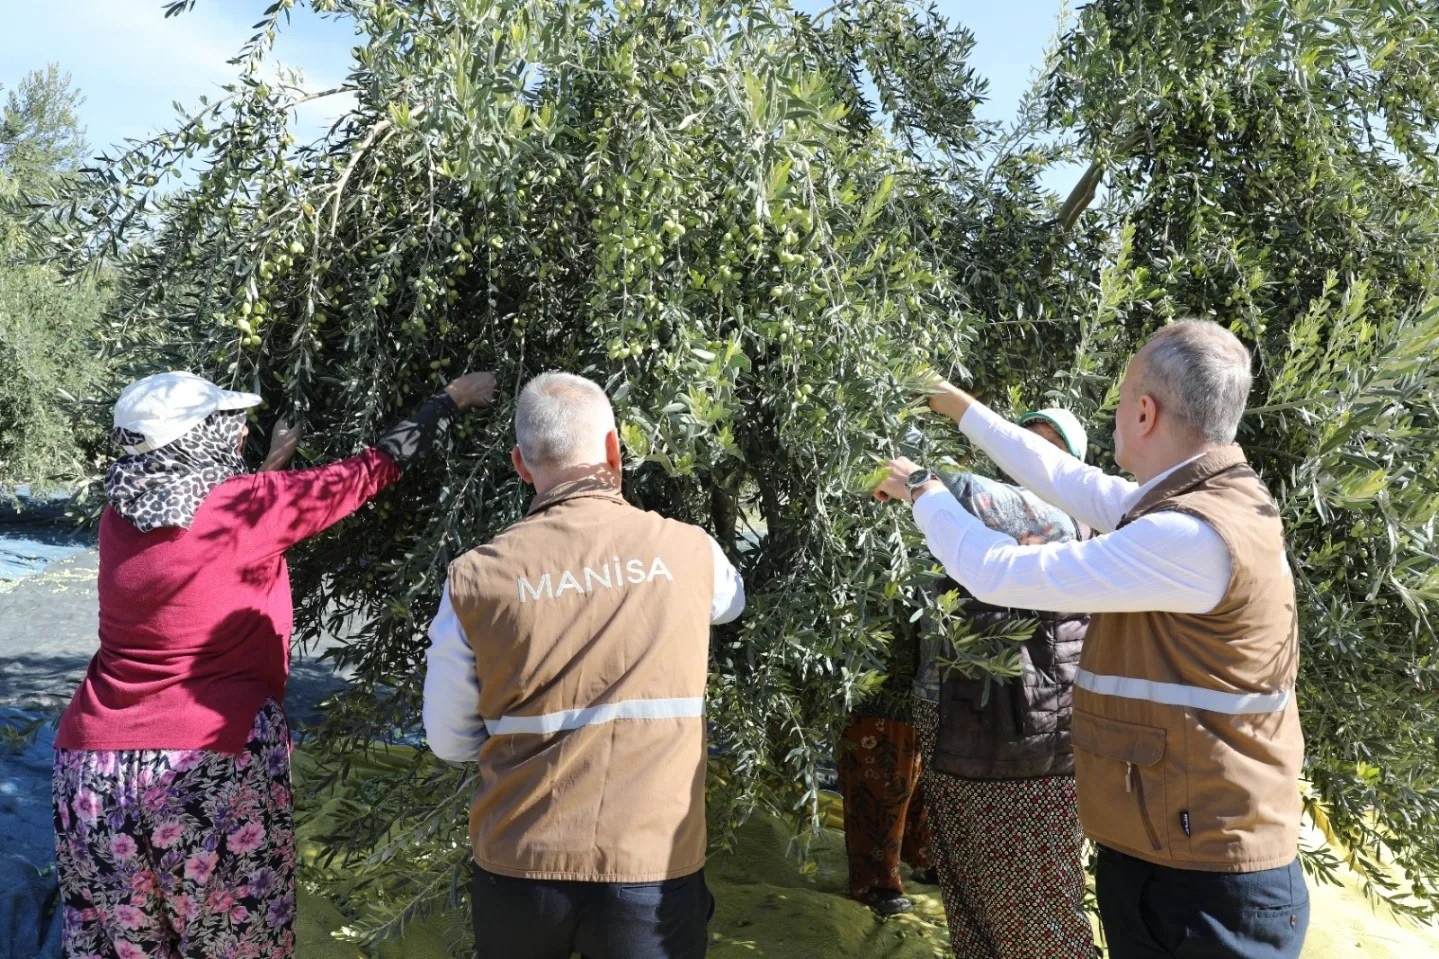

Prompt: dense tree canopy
[
  {"left": 1, "top": 65, "right": 89, "bottom": 181},
  {"left": 0, "top": 65, "right": 107, "bottom": 491},
  {"left": 43, "top": 0, "right": 1439, "bottom": 941}
]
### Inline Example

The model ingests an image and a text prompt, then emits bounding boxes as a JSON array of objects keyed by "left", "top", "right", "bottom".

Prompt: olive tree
[
  {"left": 0, "top": 65, "right": 108, "bottom": 492},
  {"left": 54, "top": 0, "right": 1017, "bottom": 937}
]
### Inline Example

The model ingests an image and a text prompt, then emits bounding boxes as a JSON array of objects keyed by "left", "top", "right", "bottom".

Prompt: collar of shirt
[
  {"left": 527, "top": 476, "right": 626, "bottom": 516},
  {"left": 1123, "top": 453, "right": 1207, "bottom": 514}
]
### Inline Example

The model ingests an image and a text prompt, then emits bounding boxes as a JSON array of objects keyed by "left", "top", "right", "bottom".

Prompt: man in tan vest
[
  {"left": 423, "top": 372, "right": 745, "bottom": 959},
  {"left": 873, "top": 320, "right": 1307, "bottom": 959}
]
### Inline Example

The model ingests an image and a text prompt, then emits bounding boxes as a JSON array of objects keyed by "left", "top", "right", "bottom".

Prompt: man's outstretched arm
[
  {"left": 874, "top": 456, "right": 1229, "bottom": 614},
  {"left": 929, "top": 381, "right": 1137, "bottom": 533}
]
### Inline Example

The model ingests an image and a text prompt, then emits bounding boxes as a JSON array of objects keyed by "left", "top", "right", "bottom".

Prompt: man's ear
[
  {"left": 512, "top": 446, "right": 535, "bottom": 485},
  {"left": 1136, "top": 394, "right": 1160, "bottom": 437},
  {"left": 604, "top": 429, "right": 623, "bottom": 471}
]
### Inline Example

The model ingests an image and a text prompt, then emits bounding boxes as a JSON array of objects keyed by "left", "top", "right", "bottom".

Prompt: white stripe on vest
[
  {"left": 487, "top": 696, "right": 704, "bottom": 736},
  {"left": 1075, "top": 668, "right": 1290, "bottom": 715}
]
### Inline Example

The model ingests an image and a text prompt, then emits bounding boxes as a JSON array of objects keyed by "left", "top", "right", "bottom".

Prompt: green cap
[{"left": 1017, "top": 408, "right": 1088, "bottom": 461}]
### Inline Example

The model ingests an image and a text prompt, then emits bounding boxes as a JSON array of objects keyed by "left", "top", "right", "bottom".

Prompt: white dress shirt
[
  {"left": 422, "top": 535, "right": 745, "bottom": 763},
  {"left": 909, "top": 403, "right": 1232, "bottom": 616}
]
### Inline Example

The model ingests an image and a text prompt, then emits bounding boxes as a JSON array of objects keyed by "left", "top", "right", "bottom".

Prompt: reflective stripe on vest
[
  {"left": 486, "top": 696, "right": 704, "bottom": 736},
  {"left": 1074, "top": 668, "right": 1290, "bottom": 715}
]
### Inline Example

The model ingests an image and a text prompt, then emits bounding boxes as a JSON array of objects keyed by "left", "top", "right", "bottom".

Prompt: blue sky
[{"left": 1, "top": 0, "right": 1072, "bottom": 163}]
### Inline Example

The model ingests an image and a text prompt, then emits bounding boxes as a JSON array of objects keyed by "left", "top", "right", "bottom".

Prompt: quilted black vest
[{"left": 930, "top": 589, "right": 1090, "bottom": 780}]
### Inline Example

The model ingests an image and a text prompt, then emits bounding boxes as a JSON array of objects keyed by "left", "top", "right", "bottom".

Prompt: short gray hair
[
  {"left": 514, "top": 372, "right": 616, "bottom": 468},
  {"left": 1140, "top": 320, "right": 1253, "bottom": 445}
]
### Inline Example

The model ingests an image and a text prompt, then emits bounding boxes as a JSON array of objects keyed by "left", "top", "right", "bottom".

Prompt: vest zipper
[{"left": 1126, "top": 762, "right": 1162, "bottom": 852}]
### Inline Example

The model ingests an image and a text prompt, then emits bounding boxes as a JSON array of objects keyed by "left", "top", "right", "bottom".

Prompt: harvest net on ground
[{"left": 292, "top": 746, "right": 1435, "bottom": 959}]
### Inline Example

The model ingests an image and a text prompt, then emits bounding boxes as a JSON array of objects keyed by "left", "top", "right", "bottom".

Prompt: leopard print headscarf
[{"left": 104, "top": 411, "right": 249, "bottom": 532}]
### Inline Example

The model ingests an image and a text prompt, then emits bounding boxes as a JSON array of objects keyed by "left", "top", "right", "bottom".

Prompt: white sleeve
[
  {"left": 958, "top": 403, "right": 1139, "bottom": 533},
  {"left": 911, "top": 488, "right": 1231, "bottom": 614},
  {"left": 422, "top": 584, "right": 489, "bottom": 763},
  {"left": 708, "top": 536, "right": 746, "bottom": 625}
]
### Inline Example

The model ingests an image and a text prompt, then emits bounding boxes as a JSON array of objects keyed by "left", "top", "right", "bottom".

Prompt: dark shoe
[
  {"left": 909, "top": 867, "right": 939, "bottom": 885},
  {"left": 865, "top": 891, "right": 913, "bottom": 917}
]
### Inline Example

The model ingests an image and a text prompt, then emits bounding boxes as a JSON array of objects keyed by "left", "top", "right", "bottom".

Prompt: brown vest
[
  {"left": 446, "top": 478, "right": 715, "bottom": 882},
  {"left": 1072, "top": 447, "right": 1304, "bottom": 872}
]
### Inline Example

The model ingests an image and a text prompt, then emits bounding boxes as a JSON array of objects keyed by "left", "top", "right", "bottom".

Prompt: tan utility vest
[
  {"left": 446, "top": 478, "right": 715, "bottom": 882},
  {"left": 1072, "top": 447, "right": 1304, "bottom": 873}
]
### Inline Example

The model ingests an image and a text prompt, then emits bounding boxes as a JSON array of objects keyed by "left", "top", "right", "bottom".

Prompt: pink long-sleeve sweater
[{"left": 56, "top": 448, "right": 401, "bottom": 754}]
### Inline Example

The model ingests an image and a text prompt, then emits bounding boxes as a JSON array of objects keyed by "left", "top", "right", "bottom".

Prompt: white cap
[
  {"left": 1018, "top": 407, "right": 1088, "bottom": 461},
  {"left": 113, "top": 371, "right": 262, "bottom": 455}
]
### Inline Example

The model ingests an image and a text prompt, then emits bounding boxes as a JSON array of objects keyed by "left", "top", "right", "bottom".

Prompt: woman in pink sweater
[{"left": 52, "top": 369, "right": 495, "bottom": 959}]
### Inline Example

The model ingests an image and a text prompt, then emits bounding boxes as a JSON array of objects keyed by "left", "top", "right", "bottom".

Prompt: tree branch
[
  {"left": 710, "top": 480, "right": 740, "bottom": 553},
  {"left": 1056, "top": 113, "right": 1159, "bottom": 233},
  {"left": 1057, "top": 158, "right": 1105, "bottom": 232},
  {"left": 328, "top": 119, "right": 392, "bottom": 235},
  {"left": 287, "top": 86, "right": 355, "bottom": 109}
]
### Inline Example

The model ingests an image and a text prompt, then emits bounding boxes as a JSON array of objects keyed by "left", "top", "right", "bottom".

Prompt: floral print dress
[{"left": 52, "top": 699, "right": 296, "bottom": 959}]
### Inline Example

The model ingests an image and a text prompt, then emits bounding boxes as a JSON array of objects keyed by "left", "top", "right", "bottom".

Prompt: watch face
[{"left": 906, "top": 468, "right": 933, "bottom": 490}]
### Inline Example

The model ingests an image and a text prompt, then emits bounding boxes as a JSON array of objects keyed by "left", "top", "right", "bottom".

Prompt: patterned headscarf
[{"left": 104, "top": 411, "right": 249, "bottom": 532}]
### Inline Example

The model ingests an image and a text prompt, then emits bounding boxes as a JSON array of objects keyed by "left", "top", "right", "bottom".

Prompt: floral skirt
[
  {"left": 52, "top": 699, "right": 296, "bottom": 959},
  {"left": 914, "top": 698, "right": 1094, "bottom": 959}
]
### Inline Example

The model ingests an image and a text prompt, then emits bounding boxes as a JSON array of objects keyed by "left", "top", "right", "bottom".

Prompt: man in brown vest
[
  {"left": 873, "top": 320, "right": 1307, "bottom": 959},
  {"left": 422, "top": 372, "right": 745, "bottom": 959}
]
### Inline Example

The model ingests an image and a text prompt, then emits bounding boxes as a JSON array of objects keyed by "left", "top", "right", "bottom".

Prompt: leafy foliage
[
  {"left": 1, "top": 65, "right": 89, "bottom": 182},
  {"left": 0, "top": 65, "right": 108, "bottom": 492}
]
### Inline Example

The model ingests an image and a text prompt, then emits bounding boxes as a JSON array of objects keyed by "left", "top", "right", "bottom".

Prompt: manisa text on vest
[{"left": 517, "top": 557, "right": 675, "bottom": 603}]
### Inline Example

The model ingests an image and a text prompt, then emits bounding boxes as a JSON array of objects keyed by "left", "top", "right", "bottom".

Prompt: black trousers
[
  {"left": 469, "top": 863, "right": 713, "bottom": 959},
  {"left": 1096, "top": 846, "right": 1309, "bottom": 959}
]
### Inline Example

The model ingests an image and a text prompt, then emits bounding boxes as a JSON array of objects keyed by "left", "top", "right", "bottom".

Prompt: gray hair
[
  {"left": 1139, "top": 319, "right": 1253, "bottom": 445},
  {"left": 514, "top": 372, "right": 616, "bottom": 468}
]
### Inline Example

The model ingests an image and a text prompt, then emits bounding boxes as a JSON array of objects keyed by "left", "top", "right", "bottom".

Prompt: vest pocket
[{"left": 1072, "top": 712, "right": 1167, "bottom": 854}]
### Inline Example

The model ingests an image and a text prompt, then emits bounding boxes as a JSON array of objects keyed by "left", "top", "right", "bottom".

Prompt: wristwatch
[{"left": 904, "top": 467, "right": 937, "bottom": 503}]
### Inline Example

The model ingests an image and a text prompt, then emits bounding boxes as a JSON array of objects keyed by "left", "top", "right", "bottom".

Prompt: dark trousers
[
  {"left": 469, "top": 863, "right": 713, "bottom": 959},
  {"left": 1096, "top": 846, "right": 1309, "bottom": 959}
]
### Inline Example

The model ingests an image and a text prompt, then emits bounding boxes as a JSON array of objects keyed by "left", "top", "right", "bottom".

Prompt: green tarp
[{"left": 292, "top": 746, "right": 1438, "bottom": 958}]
